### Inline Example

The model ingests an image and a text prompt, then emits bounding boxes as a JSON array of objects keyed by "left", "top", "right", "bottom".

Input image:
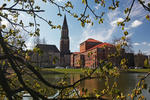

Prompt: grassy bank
[
  {"left": 128, "top": 69, "right": 150, "bottom": 73},
  {"left": 41, "top": 68, "right": 83, "bottom": 74},
  {"left": 41, "top": 68, "right": 150, "bottom": 74}
]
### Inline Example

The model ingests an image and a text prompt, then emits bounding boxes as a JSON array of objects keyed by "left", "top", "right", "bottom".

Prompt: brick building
[
  {"left": 71, "top": 38, "right": 149, "bottom": 68},
  {"left": 71, "top": 38, "right": 119, "bottom": 68}
]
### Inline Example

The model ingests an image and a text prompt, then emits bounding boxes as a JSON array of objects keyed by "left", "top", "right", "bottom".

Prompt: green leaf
[
  {"left": 2, "top": 61, "right": 5, "bottom": 66},
  {"left": 117, "top": 22, "right": 121, "bottom": 26},
  {"left": 35, "top": 6, "right": 40, "bottom": 10},
  {"left": 96, "top": 94, "right": 100, "bottom": 98},
  {"left": 121, "top": 36, "right": 126, "bottom": 40},
  {"left": 9, "top": 29, "right": 14, "bottom": 34},
  {"left": 73, "top": 13, "right": 78, "bottom": 18},
  {"left": 116, "top": 1, "right": 120, "bottom": 7},
  {"left": 99, "top": 18, "right": 104, "bottom": 24},
  {"left": 82, "top": 0, "right": 86, "bottom": 4},
  {"left": 2, "top": 25, "right": 6, "bottom": 29},
  {"left": 124, "top": 31, "right": 128, "bottom": 36},
  {"left": 29, "top": 22, "right": 34, "bottom": 27},
  {"left": 48, "top": 20, "right": 52, "bottom": 25},
  {"left": 57, "top": 25, "right": 61, "bottom": 29},
  {"left": 95, "top": 0, "right": 100, "bottom": 3},
  {"left": 146, "top": 15, "right": 150, "bottom": 20},
  {"left": 120, "top": 22, "right": 125, "bottom": 26},
  {"left": 81, "top": 21, "right": 85, "bottom": 27},
  {"left": 124, "top": 8, "right": 129, "bottom": 14},
  {"left": 125, "top": 16, "right": 130, "bottom": 22},
  {"left": 42, "top": 0, "right": 47, "bottom": 3},
  {"left": 57, "top": 13, "right": 62, "bottom": 16},
  {"left": 86, "top": 20, "right": 91, "bottom": 23},
  {"left": 122, "top": 26, "right": 124, "bottom": 30}
]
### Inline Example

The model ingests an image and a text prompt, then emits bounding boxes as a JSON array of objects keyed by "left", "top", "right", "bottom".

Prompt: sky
[{"left": 0, "top": 0, "right": 150, "bottom": 55}]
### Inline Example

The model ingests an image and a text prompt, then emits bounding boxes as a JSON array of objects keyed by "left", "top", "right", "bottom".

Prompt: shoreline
[{"left": 41, "top": 68, "right": 150, "bottom": 74}]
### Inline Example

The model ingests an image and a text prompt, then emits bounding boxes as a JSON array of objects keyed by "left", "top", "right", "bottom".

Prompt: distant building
[
  {"left": 30, "top": 15, "right": 71, "bottom": 67},
  {"left": 30, "top": 44, "right": 60, "bottom": 67},
  {"left": 134, "top": 53, "right": 148, "bottom": 67},
  {"left": 124, "top": 53, "right": 135, "bottom": 67}
]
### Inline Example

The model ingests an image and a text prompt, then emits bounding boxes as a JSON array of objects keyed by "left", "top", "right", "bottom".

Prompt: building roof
[
  {"left": 36, "top": 44, "right": 60, "bottom": 53},
  {"left": 72, "top": 43, "right": 114, "bottom": 55},
  {"left": 86, "top": 38, "right": 102, "bottom": 43},
  {"left": 80, "top": 38, "right": 102, "bottom": 45},
  {"left": 88, "top": 42, "right": 114, "bottom": 50}
]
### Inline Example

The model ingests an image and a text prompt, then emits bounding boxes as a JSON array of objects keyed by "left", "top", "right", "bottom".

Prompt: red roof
[
  {"left": 73, "top": 52, "right": 80, "bottom": 54},
  {"left": 85, "top": 38, "right": 102, "bottom": 43},
  {"left": 73, "top": 39, "right": 114, "bottom": 54},
  {"left": 88, "top": 42, "right": 114, "bottom": 50}
]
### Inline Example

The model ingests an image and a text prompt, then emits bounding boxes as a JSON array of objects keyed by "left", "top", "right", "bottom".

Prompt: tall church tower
[{"left": 60, "top": 15, "right": 70, "bottom": 55}]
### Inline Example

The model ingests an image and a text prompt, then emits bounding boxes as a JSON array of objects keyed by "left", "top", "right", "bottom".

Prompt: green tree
[
  {"left": 0, "top": 0, "right": 150, "bottom": 100},
  {"left": 112, "top": 36, "right": 134, "bottom": 53},
  {"left": 144, "top": 59, "right": 149, "bottom": 67}
]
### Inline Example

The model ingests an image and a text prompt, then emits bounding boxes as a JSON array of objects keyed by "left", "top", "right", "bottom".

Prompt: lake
[{"left": 43, "top": 72, "right": 150, "bottom": 99}]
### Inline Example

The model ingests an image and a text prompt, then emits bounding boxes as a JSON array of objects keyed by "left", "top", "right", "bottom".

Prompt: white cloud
[
  {"left": 143, "top": 50, "right": 150, "bottom": 55},
  {"left": 80, "top": 23, "right": 116, "bottom": 44},
  {"left": 133, "top": 42, "right": 140, "bottom": 46},
  {"left": 142, "top": 42, "right": 147, "bottom": 45},
  {"left": 110, "top": 18, "right": 124, "bottom": 26},
  {"left": 107, "top": 9, "right": 121, "bottom": 21},
  {"left": 79, "top": 9, "right": 123, "bottom": 44},
  {"left": 131, "top": 20, "right": 143, "bottom": 28},
  {"left": 133, "top": 42, "right": 150, "bottom": 47},
  {"left": 125, "top": 20, "right": 143, "bottom": 30}
]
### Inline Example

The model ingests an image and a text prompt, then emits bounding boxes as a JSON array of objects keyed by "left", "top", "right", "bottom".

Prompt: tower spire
[
  {"left": 60, "top": 15, "right": 70, "bottom": 54},
  {"left": 62, "top": 15, "right": 68, "bottom": 29}
]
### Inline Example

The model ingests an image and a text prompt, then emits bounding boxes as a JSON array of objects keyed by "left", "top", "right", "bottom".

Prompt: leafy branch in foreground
[{"left": 0, "top": 0, "right": 150, "bottom": 99}]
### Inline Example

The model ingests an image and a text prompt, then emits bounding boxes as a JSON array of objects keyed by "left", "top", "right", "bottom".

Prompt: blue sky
[{"left": 1, "top": 0, "right": 150, "bottom": 55}]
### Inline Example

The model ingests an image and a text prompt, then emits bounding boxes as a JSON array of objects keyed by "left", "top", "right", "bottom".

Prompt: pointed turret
[
  {"left": 61, "top": 15, "right": 69, "bottom": 39},
  {"left": 60, "top": 15, "right": 70, "bottom": 54},
  {"left": 62, "top": 15, "right": 68, "bottom": 29}
]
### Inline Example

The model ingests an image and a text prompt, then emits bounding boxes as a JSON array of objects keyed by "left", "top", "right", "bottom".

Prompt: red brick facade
[
  {"left": 80, "top": 38, "right": 102, "bottom": 52},
  {"left": 71, "top": 38, "right": 117, "bottom": 68}
]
